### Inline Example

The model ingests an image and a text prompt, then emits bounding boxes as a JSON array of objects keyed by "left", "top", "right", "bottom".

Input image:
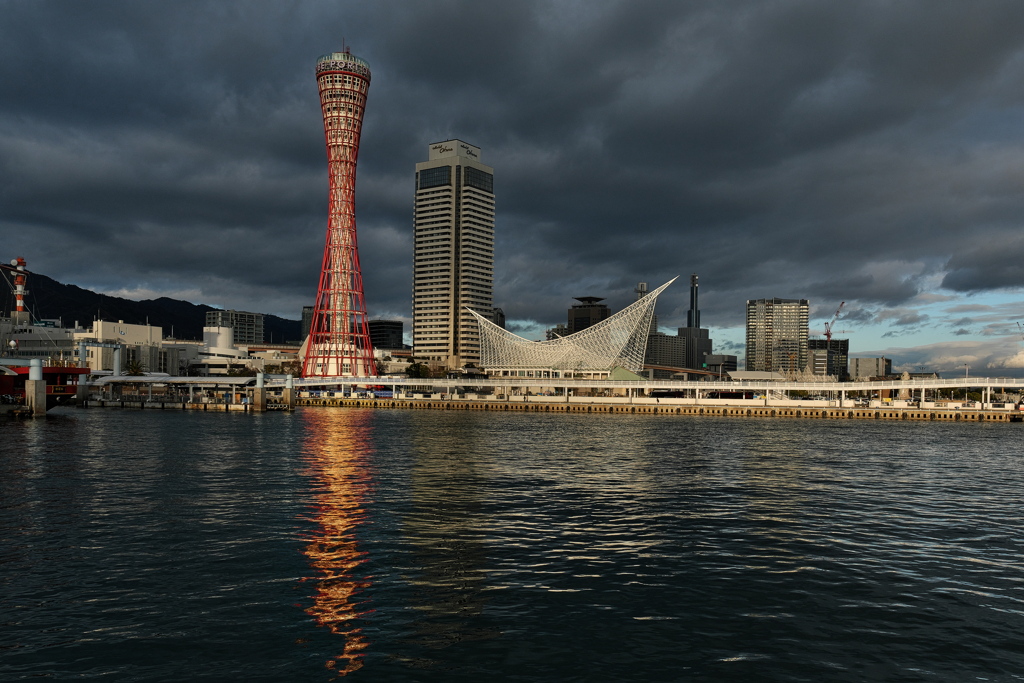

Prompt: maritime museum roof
[{"left": 469, "top": 278, "right": 676, "bottom": 373}]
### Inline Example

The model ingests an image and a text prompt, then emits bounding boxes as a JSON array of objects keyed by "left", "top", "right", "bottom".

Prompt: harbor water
[{"left": 2, "top": 407, "right": 1023, "bottom": 681}]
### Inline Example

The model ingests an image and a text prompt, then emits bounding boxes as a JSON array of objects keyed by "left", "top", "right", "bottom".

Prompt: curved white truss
[{"left": 468, "top": 278, "right": 677, "bottom": 373}]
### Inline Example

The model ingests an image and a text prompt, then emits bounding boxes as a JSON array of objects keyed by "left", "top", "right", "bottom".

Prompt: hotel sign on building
[{"left": 428, "top": 140, "right": 482, "bottom": 161}]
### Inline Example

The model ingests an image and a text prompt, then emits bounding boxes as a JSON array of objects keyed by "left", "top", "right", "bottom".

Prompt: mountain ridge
[{"left": 5, "top": 271, "right": 302, "bottom": 343}]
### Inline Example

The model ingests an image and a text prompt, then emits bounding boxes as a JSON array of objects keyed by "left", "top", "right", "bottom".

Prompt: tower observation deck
[{"left": 302, "top": 50, "right": 377, "bottom": 378}]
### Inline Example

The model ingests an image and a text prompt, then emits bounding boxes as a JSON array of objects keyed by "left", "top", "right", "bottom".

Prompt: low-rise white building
[{"left": 74, "top": 320, "right": 177, "bottom": 373}]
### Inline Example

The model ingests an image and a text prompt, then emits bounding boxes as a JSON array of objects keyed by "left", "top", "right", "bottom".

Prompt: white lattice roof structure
[{"left": 468, "top": 278, "right": 676, "bottom": 377}]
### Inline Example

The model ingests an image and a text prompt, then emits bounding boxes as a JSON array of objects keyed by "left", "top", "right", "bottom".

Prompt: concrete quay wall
[
  {"left": 80, "top": 400, "right": 289, "bottom": 412},
  {"left": 72, "top": 396, "right": 1020, "bottom": 422},
  {"left": 295, "top": 397, "right": 1021, "bottom": 422}
]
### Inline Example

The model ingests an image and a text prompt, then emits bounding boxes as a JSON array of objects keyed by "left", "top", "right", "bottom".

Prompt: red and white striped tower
[
  {"left": 11, "top": 257, "right": 29, "bottom": 325},
  {"left": 302, "top": 49, "right": 376, "bottom": 378}
]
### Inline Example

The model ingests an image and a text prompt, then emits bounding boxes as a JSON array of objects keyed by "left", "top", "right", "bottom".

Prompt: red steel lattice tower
[{"left": 303, "top": 49, "right": 376, "bottom": 378}]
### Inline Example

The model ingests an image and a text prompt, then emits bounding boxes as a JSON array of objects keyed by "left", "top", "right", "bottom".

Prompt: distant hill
[{"left": 9, "top": 271, "right": 301, "bottom": 343}]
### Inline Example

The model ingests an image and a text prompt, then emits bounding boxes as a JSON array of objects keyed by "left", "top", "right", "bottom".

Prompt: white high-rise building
[{"left": 412, "top": 140, "right": 495, "bottom": 369}]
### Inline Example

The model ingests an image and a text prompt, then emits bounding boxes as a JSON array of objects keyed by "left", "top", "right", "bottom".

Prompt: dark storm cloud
[
  {"left": 942, "top": 236, "right": 1024, "bottom": 292},
  {"left": 3, "top": 0, "right": 1024, "bottom": 326}
]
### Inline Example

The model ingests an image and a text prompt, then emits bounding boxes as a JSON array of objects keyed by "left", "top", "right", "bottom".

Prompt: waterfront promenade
[
  {"left": 75, "top": 384, "right": 1024, "bottom": 423},
  {"left": 288, "top": 374, "right": 1024, "bottom": 424},
  {"left": 52, "top": 373, "right": 1024, "bottom": 422},
  {"left": 284, "top": 374, "right": 1024, "bottom": 408},
  {"left": 84, "top": 372, "right": 1024, "bottom": 403}
]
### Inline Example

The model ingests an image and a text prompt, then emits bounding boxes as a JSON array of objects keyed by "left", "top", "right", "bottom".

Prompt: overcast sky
[{"left": 4, "top": 1, "right": 1024, "bottom": 376}]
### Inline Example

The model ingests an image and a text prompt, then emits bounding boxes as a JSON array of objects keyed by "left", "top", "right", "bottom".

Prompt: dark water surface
[{"left": 2, "top": 407, "right": 1023, "bottom": 681}]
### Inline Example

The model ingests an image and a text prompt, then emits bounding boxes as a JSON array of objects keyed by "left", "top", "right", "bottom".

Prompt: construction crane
[
  {"left": 1017, "top": 321, "right": 1024, "bottom": 342},
  {"left": 824, "top": 302, "right": 845, "bottom": 343}
]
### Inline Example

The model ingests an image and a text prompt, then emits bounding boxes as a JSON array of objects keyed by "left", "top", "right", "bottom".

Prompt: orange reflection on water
[{"left": 301, "top": 409, "right": 376, "bottom": 676}]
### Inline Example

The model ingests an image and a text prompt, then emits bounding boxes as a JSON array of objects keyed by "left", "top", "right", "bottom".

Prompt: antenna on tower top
[{"left": 342, "top": 37, "right": 349, "bottom": 53}]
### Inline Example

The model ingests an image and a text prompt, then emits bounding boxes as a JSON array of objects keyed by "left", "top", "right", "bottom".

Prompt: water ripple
[{"left": 2, "top": 409, "right": 1024, "bottom": 681}]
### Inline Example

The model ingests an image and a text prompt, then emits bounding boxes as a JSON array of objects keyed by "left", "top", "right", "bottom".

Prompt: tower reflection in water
[{"left": 300, "top": 409, "right": 375, "bottom": 676}]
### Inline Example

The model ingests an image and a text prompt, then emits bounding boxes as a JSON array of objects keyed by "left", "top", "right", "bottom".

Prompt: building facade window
[{"left": 418, "top": 166, "right": 452, "bottom": 190}]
